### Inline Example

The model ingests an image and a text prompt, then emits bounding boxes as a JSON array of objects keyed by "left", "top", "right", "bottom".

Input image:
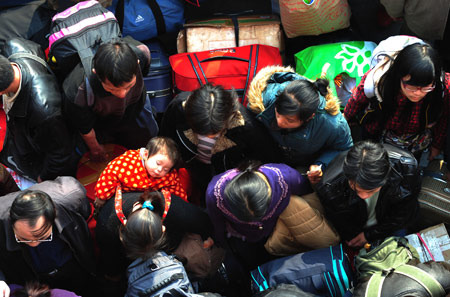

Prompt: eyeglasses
[
  {"left": 14, "top": 231, "right": 53, "bottom": 244},
  {"left": 401, "top": 81, "right": 436, "bottom": 93}
]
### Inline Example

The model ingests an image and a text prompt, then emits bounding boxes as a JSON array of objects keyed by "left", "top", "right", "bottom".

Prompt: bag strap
[
  {"left": 241, "top": 45, "right": 256, "bottom": 106},
  {"left": 365, "top": 265, "right": 445, "bottom": 297},
  {"left": 115, "top": 0, "right": 166, "bottom": 36},
  {"left": 394, "top": 265, "right": 445, "bottom": 297},
  {"left": 8, "top": 53, "right": 55, "bottom": 76}
]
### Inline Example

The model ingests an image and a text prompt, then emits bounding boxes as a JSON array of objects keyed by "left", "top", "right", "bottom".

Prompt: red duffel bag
[{"left": 169, "top": 44, "right": 282, "bottom": 106}]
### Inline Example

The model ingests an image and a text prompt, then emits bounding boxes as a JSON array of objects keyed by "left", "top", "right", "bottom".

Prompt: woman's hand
[{"left": 307, "top": 164, "right": 323, "bottom": 185}]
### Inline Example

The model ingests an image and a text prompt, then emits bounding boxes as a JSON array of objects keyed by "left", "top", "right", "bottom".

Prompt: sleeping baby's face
[{"left": 144, "top": 151, "right": 174, "bottom": 179}]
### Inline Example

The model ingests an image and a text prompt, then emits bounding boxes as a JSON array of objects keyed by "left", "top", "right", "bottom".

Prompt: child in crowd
[{"left": 94, "top": 136, "right": 188, "bottom": 208}]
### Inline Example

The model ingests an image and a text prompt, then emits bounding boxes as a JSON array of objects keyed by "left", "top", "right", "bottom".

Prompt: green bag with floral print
[{"left": 295, "top": 41, "right": 376, "bottom": 107}]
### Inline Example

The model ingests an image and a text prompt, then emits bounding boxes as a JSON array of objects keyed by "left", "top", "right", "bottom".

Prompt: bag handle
[
  {"left": 199, "top": 56, "right": 249, "bottom": 63},
  {"left": 115, "top": 0, "right": 166, "bottom": 36}
]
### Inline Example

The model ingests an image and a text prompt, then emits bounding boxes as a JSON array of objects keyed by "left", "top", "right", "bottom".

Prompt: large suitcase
[
  {"left": 418, "top": 159, "right": 450, "bottom": 228},
  {"left": 169, "top": 44, "right": 282, "bottom": 106},
  {"left": 144, "top": 40, "right": 173, "bottom": 113}
]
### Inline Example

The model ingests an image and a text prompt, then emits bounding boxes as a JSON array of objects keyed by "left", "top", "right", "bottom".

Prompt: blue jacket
[{"left": 247, "top": 68, "right": 353, "bottom": 169}]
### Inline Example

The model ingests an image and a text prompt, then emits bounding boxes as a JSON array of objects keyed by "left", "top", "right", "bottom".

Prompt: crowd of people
[{"left": 0, "top": 18, "right": 449, "bottom": 297}]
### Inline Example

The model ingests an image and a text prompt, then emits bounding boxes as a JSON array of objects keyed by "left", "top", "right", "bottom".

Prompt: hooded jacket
[{"left": 247, "top": 66, "right": 353, "bottom": 169}]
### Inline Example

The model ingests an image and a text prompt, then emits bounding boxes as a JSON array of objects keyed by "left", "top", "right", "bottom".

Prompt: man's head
[
  {"left": 343, "top": 141, "right": 390, "bottom": 199},
  {"left": 0, "top": 54, "right": 14, "bottom": 94},
  {"left": 92, "top": 41, "right": 139, "bottom": 98},
  {"left": 10, "top": 190, "right": 56, "bottom": 247}
]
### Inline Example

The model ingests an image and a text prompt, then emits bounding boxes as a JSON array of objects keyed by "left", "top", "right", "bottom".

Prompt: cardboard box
[
  {"left": 406, "top": 223, "right": 450, "bottom": 263},
  {"left": 176, "top": 15, "right": 284, "bottom": 54}
]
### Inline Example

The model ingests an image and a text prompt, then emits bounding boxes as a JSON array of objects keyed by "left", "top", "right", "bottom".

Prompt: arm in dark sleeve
[
  {"left": 317, "top": 179, "right": 367, "bottom": 241},
  {"left": 33, "top": 116, "right": 77, "bottom": 180},
  {"left": 239, "top": 107, "right": 283, "bottom": 163},
  {"left": 165, "top": 195, "right": 214, "bottom": 240},
  {"left": 159, "top": 92, "right": 188, "bottom": 139},
  {"left": 364, "top": 162, "right": 421, "bottom": 242}
]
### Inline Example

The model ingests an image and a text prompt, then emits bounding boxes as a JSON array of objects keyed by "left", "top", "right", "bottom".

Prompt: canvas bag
[
  {"left": 355, "top": 237, "right": 420, "bottom": 282},
  {"left": 295, "top": 41, "right": 377, "bottom": 107},
  {"left": 110, "top": 0, "right": 185, "bottom": 41},
  {"left": 250, "top": 244, "right": 354, "bottom": 297},
  {"left": 277, "top": 0, "right": 351, "bottom": 38}
]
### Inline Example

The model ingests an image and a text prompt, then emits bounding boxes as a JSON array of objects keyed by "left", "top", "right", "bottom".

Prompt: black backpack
[{"left": 47, "top": 0, "right": 121, "bottom": 79}]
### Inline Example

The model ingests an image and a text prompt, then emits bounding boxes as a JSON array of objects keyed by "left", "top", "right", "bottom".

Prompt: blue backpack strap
[{"left": 330, "top": 246, "right": 346, "bottom": 296}]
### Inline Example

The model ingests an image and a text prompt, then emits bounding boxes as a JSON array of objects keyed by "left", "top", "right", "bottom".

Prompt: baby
[{"left": 94, "top": 136, "right": 187, "bottom": 208}]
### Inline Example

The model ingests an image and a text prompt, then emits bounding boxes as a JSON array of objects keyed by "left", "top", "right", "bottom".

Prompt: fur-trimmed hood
[{"left": 247, "top": 65, "right": 341, "bottom": 116}]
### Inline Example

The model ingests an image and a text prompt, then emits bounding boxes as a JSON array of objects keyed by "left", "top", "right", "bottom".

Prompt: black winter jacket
[
  {"left": 316, "top": 144, "right": 420, "bottom": 242},
  {"left": 0, "top": 38, "right": 78, "bottom": 181}
]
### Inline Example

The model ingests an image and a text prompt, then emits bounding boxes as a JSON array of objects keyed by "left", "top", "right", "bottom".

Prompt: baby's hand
[{"left": 94, "top": 197, "right": 106, "bottom": 208}]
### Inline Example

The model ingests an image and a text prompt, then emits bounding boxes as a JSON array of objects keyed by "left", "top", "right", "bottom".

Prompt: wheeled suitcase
[
  {"left": 143, "top": 40, "right": 173, "bottom": 113},
  {"left": 418, "top": 159, "right": 450, "bottom": 228},
  {"left": 169, "top": 44, "right": 282, "bottom": 106}
]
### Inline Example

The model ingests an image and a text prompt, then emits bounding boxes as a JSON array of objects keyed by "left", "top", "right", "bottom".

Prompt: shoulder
[{"left": 62, "top": 63, "right": 86, "bottom": 104}]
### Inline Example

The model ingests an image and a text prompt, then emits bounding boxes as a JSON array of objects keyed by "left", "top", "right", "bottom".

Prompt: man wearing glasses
[{"left": 0, "top": 177, "right": 95, "bottom": 297}]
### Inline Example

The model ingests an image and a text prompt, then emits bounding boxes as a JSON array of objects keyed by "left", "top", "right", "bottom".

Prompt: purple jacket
[
  {"left": 9, "top": 284, "right": 80, "bottom": 297},
  {"left": 206, "top": 163, "right": 308, "bottom": 244}
]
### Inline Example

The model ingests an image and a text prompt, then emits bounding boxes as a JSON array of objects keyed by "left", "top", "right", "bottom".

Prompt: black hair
[
  {"left": 0, "top": 55, "right": 14, "bottom": 92},
  {"left": 11, "top": 282, "right": 51, "bottom": 297},
  {"left": 343, "top": 141, "right": 390, "bottom": 190},
  {"left": 145, "top": 136, "right": 182, "bottom": 169},
  {"left": 93, "top": 41, "right": 139, "bottom": 87},
  {"left": 119, "top": 191, "right": 166, "bottom": 260},
  {"left": 10, "top": 190, "right": 56, "bottom": 233},
  {"left": 275, "top": 78, "right": 329, "bottom": 121},
  {"left": 378, "top": 43, "right": 444, "bottom": 130},
  {"left": 224, "top": 160, "right": 271, "bottom": 222},
  {"left": 184, "top": 84, "right": 239, "bottom": 135}
]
